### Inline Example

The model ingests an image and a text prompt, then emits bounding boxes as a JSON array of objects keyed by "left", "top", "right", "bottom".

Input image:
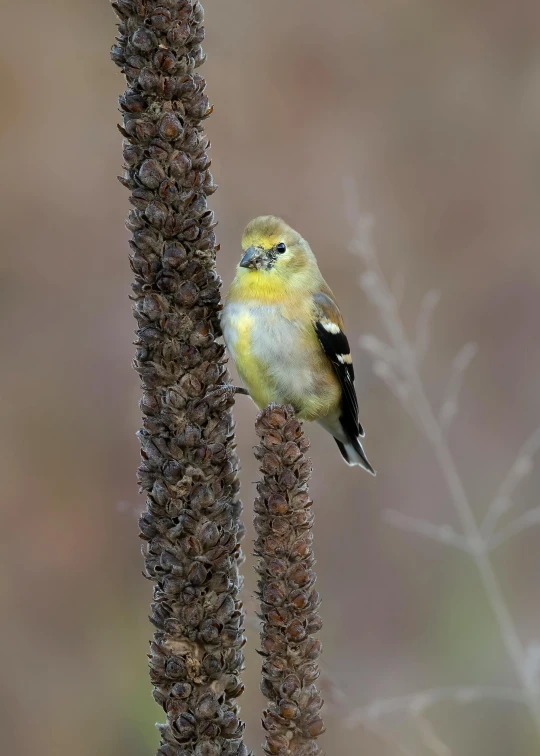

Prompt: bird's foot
[{"left": 196, "top": 384, "right": 249, "bottom": 409}]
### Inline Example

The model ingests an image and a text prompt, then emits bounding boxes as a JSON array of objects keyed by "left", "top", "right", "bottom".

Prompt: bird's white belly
[
  {"left": 253, "top": 312, "right": 316, "bottom": 397},
  {"left": 221, "top": 302, "right": 317, "bottom": 405}
]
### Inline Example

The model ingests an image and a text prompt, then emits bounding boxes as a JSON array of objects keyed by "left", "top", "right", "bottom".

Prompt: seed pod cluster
[
  {"left": 254, "top": 406, "right": 325, "bottom": 756},
  {"left": 110, "top": 2, "right": 246, "bottom": 754}
]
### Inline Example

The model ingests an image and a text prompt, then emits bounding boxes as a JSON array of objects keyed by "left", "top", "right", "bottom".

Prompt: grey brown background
[{"left": 1, "top": 1, "right": 540, "bottom": 754}]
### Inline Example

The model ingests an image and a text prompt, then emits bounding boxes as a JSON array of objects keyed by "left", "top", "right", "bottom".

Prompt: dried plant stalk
[
  {"left": 254, "top": 406, "right": 325, "bottom": 756},
  {"left": 110, "top": 2, "right": 247, "bottom": 754}
]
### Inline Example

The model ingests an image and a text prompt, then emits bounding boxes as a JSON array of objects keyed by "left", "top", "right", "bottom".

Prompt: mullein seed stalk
[
  {"left": 254, "top": 406, "right": 325, "bottom": 756},
  {"left": 110, "top": 3, "right": 247, "bottom": 754}
]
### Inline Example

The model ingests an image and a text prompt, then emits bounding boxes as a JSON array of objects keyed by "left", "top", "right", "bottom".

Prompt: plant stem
[
  {"left": 366, "top": 254, "right": 540, "bottom": 739},
  {"left": 411, "top": 380, "right": 540, "bottom": 737},
  {"left": 110, "top": 3, "right": 247, "bottom": 754},
  {"left": 254, "top": 405, "right": 325, "bottom": 756}
]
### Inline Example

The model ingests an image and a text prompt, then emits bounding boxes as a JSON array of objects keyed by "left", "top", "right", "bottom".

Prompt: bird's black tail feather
[{"left": 335, "top": 436, "right": 376, "bottom": 475}]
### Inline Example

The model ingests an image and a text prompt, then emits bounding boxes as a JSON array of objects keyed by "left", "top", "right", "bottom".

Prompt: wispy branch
[
  {"left": 524, "top": 644, "right": 540, "bottom": 693},
  {"left": 346, "top": 686, "right": 527, "bottom": 728},
  {"left": 481, "top": 427, "right": 540, "bottom": 539},
  {"left": 438, "top": 342, "right": 478, "bottom": 434},
  {"left": 384, "top": 510, "right": 474, "bottom": 553},
  {"left": 358, "top": 336, "right": 423, "bottom": 431},
  {"left": 415, "top": 289, "right": 441, "bottom": 365},
  {"left": 392, "top": 270, "right": 407, "bottom": 309},
  {"left": 488, "top": 506, "right": 540, "bottom": 551},
  {"left": 346, "top": 185, "right": 540, "bottom": 742},
  {"left": 359, "top": 334, "right": 400, "bottom": 369}
]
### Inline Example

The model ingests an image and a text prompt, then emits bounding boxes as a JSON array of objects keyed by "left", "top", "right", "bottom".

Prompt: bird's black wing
[{"left": 312, "top": 291, "right": 364, "bottom": 438}]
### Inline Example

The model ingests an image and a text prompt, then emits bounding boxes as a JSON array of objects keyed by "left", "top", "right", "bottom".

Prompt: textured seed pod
[
  {"left": 254, "top": 406, "right": 325, "bottom": 754},
  {"left": 110, "top": 2, "right": 246, "bottom": 754}
]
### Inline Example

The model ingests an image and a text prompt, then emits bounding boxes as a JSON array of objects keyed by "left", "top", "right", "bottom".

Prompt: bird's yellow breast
[
  {"left": 227, "top": 310, "right": 275, "bottom": 408},
  {"left": 228, "top": 267, "right": 286, "bottom": 305}
]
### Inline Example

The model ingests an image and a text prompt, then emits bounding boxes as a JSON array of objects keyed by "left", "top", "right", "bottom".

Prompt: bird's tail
[{"left": 335, "top": 436, "right": 376, "bottom": 476}]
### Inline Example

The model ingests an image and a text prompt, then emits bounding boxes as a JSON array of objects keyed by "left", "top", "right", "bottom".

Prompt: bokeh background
[{"left": 2, "top": 1, "right": 540, "bottom": 754}]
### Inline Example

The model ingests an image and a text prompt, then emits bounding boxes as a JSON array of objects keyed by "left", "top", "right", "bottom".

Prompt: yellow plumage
[
  {"left": 221, "top": 216, "right": 375, "bottom": 474},
  {"left": 231, "top": 311, "right": 272, "bottom": 409}
]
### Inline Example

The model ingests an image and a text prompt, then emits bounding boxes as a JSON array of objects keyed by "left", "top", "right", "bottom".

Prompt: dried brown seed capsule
[
  {"left": 139, "top": 159, "right": 165, "bottom": 189},
  {"left": 194, "top": 741, "right": 221, "bottom": 756},
  {"left": 163, "top": 243, "right": 187, "bottom": 267},
  {"left": 285, "top": 619, "right": 307, "bottom": 643},
  {"left": 154, "top": 48, "right": 177, "bottom": 72},
  {"left": 165, "top": 655, "right": 187, "bottom": 680},
  {"left": 168, "top": 21, "right": 191, "bottom": 45},
  {"left": 267, "top": 493, "right": 288, "bottom": 515},
  {"left": 151, "top": 7, "right": 173, "bottom": 31},
  {"left": 131, "top": 28, "right": 156, "bottom": 52},
  {"left": 279, "top": 674, "right": 301, "bottom": 699},
  {"left": 159, "top": 112, "right": 184, "bottom": 141},
  {"left": 145, "top": 199, "right": 168, "bottom": 228},
  {"left": 138, "top": 67, "right": 161, "bottom": 93},
  {"left": 260, "top": 452, "right": 282, "bottom": 476},
  {"left": 279, "top": 700, "right": 300, "bottom": 720},
  {"left": 302, "top": 715, "right": 325, "bottom": 738}
]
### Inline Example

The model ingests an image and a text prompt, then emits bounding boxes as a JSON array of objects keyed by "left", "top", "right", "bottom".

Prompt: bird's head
[{"left": 238, "top": 216, "right": 310, "bottom": 275}]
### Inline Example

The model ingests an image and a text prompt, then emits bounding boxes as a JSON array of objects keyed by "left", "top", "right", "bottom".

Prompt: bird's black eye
[{"left": 276, "top": 242, "right": 286, "bottom": 254}]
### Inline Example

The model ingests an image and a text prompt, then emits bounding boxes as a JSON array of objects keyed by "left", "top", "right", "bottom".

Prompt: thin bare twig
[
  {"left": 371, "top": 361, "right": 410, "bottom": 407},
  {"left": 347, "top": 195, "right": 540, "bottom": 740},
  {"left": 346, "top": 686, "right": 527, "bottom": 728},
  {"left": 524, "top": 644, "right": 540, "bottom": 692},
  {"left": 488, "top": 506, "right": 540, "bottom": 551},
  {"left": 415, "top": 289, "right": 441, "bottom": 365},
  {"left": 481, "top": 427, "right": 540, "bottom": 539},
  {"left": 392, "top": 270, "right": 407, "bottom": 309},
  {"left": 359, "top": 334, "right": 400, "bottom": 369},
  {"left": 439, "top": 342, "right": 478, "bottom": 434},
  {"left": 384, "top": 510, "right": 474, "bottom": 553},
  {"left": 359, "top": 335, "right": 426, "bottom": 432}
]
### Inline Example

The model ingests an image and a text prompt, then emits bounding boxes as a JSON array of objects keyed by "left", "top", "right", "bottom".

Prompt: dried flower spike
[
  {"left": 110, "top": 2, "right": 247, "bottom": 754},
  {"left": 254, "top": 406, "right": 325, "bottom": 756}
]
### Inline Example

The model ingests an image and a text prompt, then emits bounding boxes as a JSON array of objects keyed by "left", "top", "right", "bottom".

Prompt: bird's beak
[{"left": 239, "top": 246, "right": 260, "bottom": 269}]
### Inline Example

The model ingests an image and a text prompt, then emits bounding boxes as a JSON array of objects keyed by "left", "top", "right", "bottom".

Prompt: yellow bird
[{"left": 221, "top": 216, "right": 375, "bottom": 474}]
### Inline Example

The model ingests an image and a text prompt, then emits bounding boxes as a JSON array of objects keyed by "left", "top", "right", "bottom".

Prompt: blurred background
[{"left": 2, "top": 1, "right": 540, "bottom": 754}]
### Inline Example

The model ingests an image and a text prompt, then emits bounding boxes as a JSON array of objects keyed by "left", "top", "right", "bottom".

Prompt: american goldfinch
[{"left": 221, "top": 216, "right": 375, "bottom": 474}]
